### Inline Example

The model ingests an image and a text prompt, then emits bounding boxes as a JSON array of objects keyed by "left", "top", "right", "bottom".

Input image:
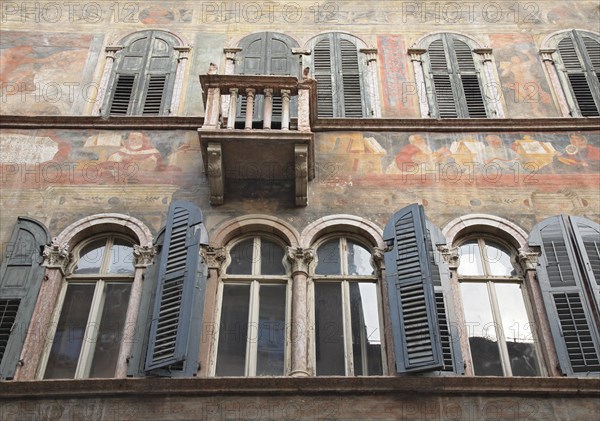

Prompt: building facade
[{"left": 1, "top": 1, "right": 599, "bottom": 420}]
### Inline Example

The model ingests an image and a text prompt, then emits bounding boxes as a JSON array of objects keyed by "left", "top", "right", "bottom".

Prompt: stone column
[
  {"left": 14, "top": 240, "right": 70, "bottom": 380},
  {"left": 281, "top": 89, "right": 291, "bottom": 130},
  {"left": 540, "top": 49, "right": 571, "bottom": 117},
  {"left": 263, "top": 88, "right": 273, "bottom": 129},
  {"left": 169, "top": 46, "right": 191, "bottom": 116},
  {"left": 244, "top": 88, "right": 255, "bottom": 129},
  {"left": 360, "top": 48, "right": 381, "bottom": 117},
  {"left": 286, "top": 247, "right": 314, "bottom": 377},
  {"left": 222, "top": 48, "right": 242, "bottom": 116},
  {"left": 407, "top": 49, "right": 430, "bottom": 117},
  {"left": 92, "top": 46, "right": 122, "bottom": 116},
  {"left": 227, "top": 88, "right": 238, "bottom": 129},
  {"left": 114, "top": 244, "right": 157, "bottom": 378}
]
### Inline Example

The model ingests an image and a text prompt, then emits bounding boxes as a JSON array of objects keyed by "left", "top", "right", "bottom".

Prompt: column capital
[
  {"left": 439, "top": 245, "right": 460, "bottom": 269},
  {"left": 407, "top": 48, "right": 426, "bottom": 62},
  {"left": 175, "top": 46, "right": 192, "bottom": 61},
  {"left": 202, "top": 245, "right": 227, "bottom": 271},
  {"left": 473, "top": 48, "right": 493, "bottom": 62},
  {"left": 360, "top": 48, "right": 378, "bottom": 63},
  {"left": 224, "top": 47, "right": 242, "bottom": 61},
  {"left": 286, "top": 247, "right": 314, "bottom": 275},
  {"left": 105, "top": 45, "right": 123, "bottom": 60},
  {"left": 540, "top": 49, "right": 556, "bottom": 63},
  {"left": 133, "top": 244, "right": 157, "bottom": 268},
  {"left": 42, "top": 239, "right": 70, "bottom": 274},
  {"left": 518, "top": 246, "right": 541, "bottom": 271}
]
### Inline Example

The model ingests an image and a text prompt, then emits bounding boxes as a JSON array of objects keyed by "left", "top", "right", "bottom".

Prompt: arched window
[
  {"left": 235, "top": 32, "right": 299, "bottom": 128},
  {"left": 412, "top": 33, "right": 501, "bottom": 118},
  {"left": 214, "top": 235, "right": 290, "bottom": 376},
  {"left": 544, "top": 30, "right": 600, "bottom": 117},
  {"left": 41, "top": 234, "right": 135, "bottom": 379},
  {"left": 457, "top": 237, "right": 542, "bottom": 376},
  {"left": 312, "top": 236, "right": 383, "bottom": 376},
  {"left": 104, "top": 30, "right": 180, "bottom": 116},
  {"left": 306, "top": 33, "right": 372, "bottom": 117}
]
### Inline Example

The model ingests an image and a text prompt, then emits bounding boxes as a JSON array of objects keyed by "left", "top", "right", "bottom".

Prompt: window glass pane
[
  {"left": 484, "top": 242, "right": 516, "bottom": 277},
  {"left": 107, "top": 239, "right": 134, "bottom": 274},
  {"left": 74, "top": 239, "right": 106, "bottom": 274},
  {"left": 350, "top": 282, "right": 382, "bottom": 375},
  {"left": 316, "top": 239, "right": 341, "bottom": 275},
  {"left": 260, "top": 240, "right": 286, "bottom": 276},
  {"left": 216, "top": 284, "right": 250, "bottom": 376},
  {"left": 458, "top": 241, "right": 485, "bottom": 276},
  {"left": 315, "top": 282, "right": 345, "bottom": 375},
  {"left": 227, "top": 239, "right": 254, "bottom": 275},
  {"left": 346, "top": 241, "right": 373, "bottom": 276},
  {"left": 256, "top": 285, "right": 286, "bottom": 375},
  {"left": 88, "top": 283, "right": 132, "bottom": 378},
  {"left": 460, "top": 282, "right": 503, "bottom": 375},
  {"left": 495, "top": 283, "right": 540, "bottom": 376},
  {"left": 44, "top": 284, "right": 95, "bottom": 379}
]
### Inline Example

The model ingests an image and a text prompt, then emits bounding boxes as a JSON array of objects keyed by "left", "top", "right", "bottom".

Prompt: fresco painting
[
  {"left": 491, "top": 33, "right": 558, "bottom": 118},
  {"left": 317, "top": 131, "right": 600, "bottom": 180},
  {"left": 0, "top": 130, "right": 202, "bottom": 188},
  {"left": 1, "top": 32, "right": 93, "bottom": 115}
]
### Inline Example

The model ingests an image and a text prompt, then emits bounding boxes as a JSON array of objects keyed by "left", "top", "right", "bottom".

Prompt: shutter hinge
[{"left": 17, "top": 359, "right": 24, "bottom": 367}]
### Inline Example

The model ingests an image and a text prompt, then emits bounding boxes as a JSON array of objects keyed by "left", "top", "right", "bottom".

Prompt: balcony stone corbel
[
  {"left": 207, "top": 142, "right": 224, "bottom": 205},
  {"left": 295, "top": 144, "right": 308, "bottom": 206}
]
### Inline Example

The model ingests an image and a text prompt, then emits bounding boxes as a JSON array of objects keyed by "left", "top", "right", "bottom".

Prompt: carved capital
[
  {"left": 359, "top": 48, "right": 378, "bottom": 63},
  {"left": 286, "top": 247, "right": 314, "bottom": 275},
  {"left": 105, "top": 46, "right": 123, "bottom": 60},
  {"left": 518, "top": 246, "right": 541, "bottom": 271},
  {"left": 474, "top": 48, "right": 493, "bottom": 62},
  {"left": 202, "top": 246, "right": 227, "bottom": 271},
  {"left": 224, "top": 47, "right": 242, "bottom": 61},
  {"left": 407, "top": 48, "right": 426, "bottom": 62},
  {"left": 439, "top": 245, "right": 460, "bottom": 269},
  {"left": 42, "top": 239, "right": 70, "bottom": 274},
  {"left": 175, "top": 46, "right": 191, "bottom": 61},
  {"left": 371, "top": 247, "right": 386, "bottom": 273},
  {"left": 264, "top": 88, "right": 273, "bottom": 98},
  {"left": 133, "top": 245, "right": 157, "bottom": 268},
  {"left": 540, "top": 49, "right": 556, "bottom": 63}
]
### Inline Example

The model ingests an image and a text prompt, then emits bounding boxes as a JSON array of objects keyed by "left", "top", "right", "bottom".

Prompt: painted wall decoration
[
  {"left": 0, "top": 129, "right": 202, "bottom": 188},
  {"left": 492, "top": 33, "right": 558, "bottom": 118},
  {"left": 317, "top": 131, "right": 600, "bottom": 183},
  {"left": 0, "top": 32, "right": 93, "bottom": 115}
]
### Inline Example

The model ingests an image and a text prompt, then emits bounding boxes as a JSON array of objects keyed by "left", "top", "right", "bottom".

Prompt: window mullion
[
  {"left": 487, "top": 281, "right": 512, "bottom": 376},
  {"left": 246, "top": 280, "right": 260, "bottom": 376},
  {"left": 75, "top": 279, "right": 106, "bottom": 379},
  {"left": 341, "top": 280, "right": 352, "bottom": 375},
  {"left": 252, "top": 237, "right": 261, "bottom": 276}
]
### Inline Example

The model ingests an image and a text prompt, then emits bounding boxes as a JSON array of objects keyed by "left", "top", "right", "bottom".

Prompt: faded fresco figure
[
  {"left": 483, "top": 135, "right": 519, "bottom": 168},
  {"left": 387, "top": 134, "right": 450, "bottom": 174},
  {"left": 555, "top": 134, "right": 600, "bottom": 169},
  {"left": 108, "top": 132, "right": 163, "bottom": 171},
  {"left": 511, "top": 135, "right": 557, "bottom": 171}
]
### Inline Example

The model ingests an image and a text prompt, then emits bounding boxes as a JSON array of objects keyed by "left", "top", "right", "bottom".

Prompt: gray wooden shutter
[
  {"left": 529, "top": 216, "right": 600, "bottom": 375},
  {"left": 339, "top": 38, "right": 364, "bottom": 117},
  {"left": 569, "top": 216, "right": 600, "bottom": 316},
  {"left": 313, "top": 35, "right": 335, "bottom": 117},
  {"left": 383, "top": 204, "right": 443, "bottom": 373},
  {"left": 145, "top": 201, "right": 205, "bottom": 373},
  {"left": 426, "top": 221, "right": 464, "bottom": 374},
  {"left": 0, "top": 217, "right": 49, "bottom": 380},
  {"left": 107, "top": 31, "right": 177, "bottom": 116},
  {"left": 427, "top": 35, "right": 488, "bottom": 118},
  {"left": 558, "top": 31, "right": 600, "bottom": 117}
]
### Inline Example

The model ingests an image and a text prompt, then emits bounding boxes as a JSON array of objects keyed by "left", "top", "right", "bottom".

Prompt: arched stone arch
[
  {"left": 300, "top": 214, "right": 384, "bottom": 249},
  {"left": 442, "top": 213, "right": 528, "bottom": 251},
  {"left": 210, "top": 215, "right": 300, "bottom": 248}
]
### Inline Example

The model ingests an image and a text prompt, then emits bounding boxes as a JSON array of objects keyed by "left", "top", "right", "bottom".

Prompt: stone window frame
[
  {"left": 300, "top": 215, "right": 388, "bottom": 376},
  {"left": 91, "top": 30, "right": 191, "bottom": 117},
  {"left": 540, "top": 29, "right": 600, "bottom": 117},
  {"left": 211, "top": 233, "right": 293, "bottom": 377},
  {"left": 409, "top": 32, "right": 505, "bottom": 119},
  {"left": 14, "top": 214, "right": 154, "bottom": 381},
  {"left": 442, "top": 214, "right": 558, "bottom": 377}
]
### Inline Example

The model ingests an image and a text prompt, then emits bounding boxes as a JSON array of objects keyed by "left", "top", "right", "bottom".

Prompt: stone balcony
[{"left": 198, "top": 74, "right": 316, "bottom": 206}]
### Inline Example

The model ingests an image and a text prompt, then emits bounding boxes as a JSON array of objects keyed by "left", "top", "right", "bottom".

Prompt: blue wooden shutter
[
  {"left": 145, "top": 201, "right": 205, "bottom": 372},
  {"left": 569, "top": 216, "right": 600, "bottom": 321},
  {"left": 428, "top": 38, "right": 459, "bottom": 118},
  {"left": 0, "top": 217, "right": 49, "bottom": 379},
  {"left": 426, "top": 221, "right": 464, "bottom": 374},
  {"left": 383, "top": 204, "right": 443, "bottom": 373},
  {"left": 530, "top": 216, "right": 600, "bottom": 375},
  {"left": 453, "top": 39, "right": 487, "bottom": 118},
  {"left": 313, "top": 35, "right": 335, "bottom": 117}
]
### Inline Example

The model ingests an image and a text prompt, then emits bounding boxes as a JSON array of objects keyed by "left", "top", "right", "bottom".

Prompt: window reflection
[
  {"left": 458, "top": 241, "right": 484, "bottom": 276},
  {"left": 107, "top": 239, "right": 134, "bottom": 274},
  {"left": 74, "top": 239, "right": 106, "bottom": 274},
  {"left": 227, "top": 238, "right": 254, "bottom": 275},
  {"left": 316, "top": 239, "right": 341, "bottom": 275},
  {"left": 484, "top": 242, "right": 516, "bottom": 277},
  {"left": 347, "top": 241, "right": 373, "bottom": 275}
]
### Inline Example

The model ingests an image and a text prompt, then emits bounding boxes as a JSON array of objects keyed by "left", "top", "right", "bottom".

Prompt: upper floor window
[
  {"left": 105, "top": 30, "right": 180, "bottom": 116},
  {"left": 547, "top": 30, "right": 600, "bottom": 117},
  {"left": 457, "top": 237, "right": 542, "bottom": 376},
  {"left": 214, "top": 235, "right": 290, "bottom": 376},
  {"left": 42, "top": 235, "right": 134, "bottom": 379},
  {"left": 312, "top": 236, "right": 384, "bottom": 376},
  {"left": 307, "top": 33, "right": 370, "bottom": 118}
]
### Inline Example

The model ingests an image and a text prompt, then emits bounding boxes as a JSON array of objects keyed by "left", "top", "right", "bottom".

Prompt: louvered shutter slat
[
  {"left": 530, "top": 216, "right": 600, "bottom": 376},
  {"left": 314, "top": 38, "right": 335, "bottom": 117},
  {"left": 109, "top": 74, "right": 135, "bottom": 115},
  {"left": 340, "top": 39, "right": 363, "bottom": 117},
  {"left": 0, "top": 300, "right": 20, "bottom": 363},
  {"left": 145, "top": 201, "right": 204, "bottom": 372},
  {"left": 461, "top": 75, "right": 487, "bottom": 118},
  {"left": 384, "top": 204, "right": 443, "bottom": 373},
  {"left": 567, "top": 74, "right": 599, "bottom": 117},
  {"left": 142, "top": 75, "right": 168, "bottom": 115},
  {"left": 432, "top": 75, "right": 458, "bottom": 118}
]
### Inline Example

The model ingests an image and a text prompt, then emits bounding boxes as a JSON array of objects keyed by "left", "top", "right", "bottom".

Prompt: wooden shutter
[
  {"left": 145, "top": 201, "right": 205, "bottom": 373},
  {"left": 530, "top": 216, "right": 600, "bottom": 375},
  {"left": 557, "top": 31, "right": 600, "bottom": 117},
  {"left": 0, "top": 217, "right": 49, "bottom": 380},
  {"left": 313, "top": 36, "right": 335, "bottom": 117},
  {"left": 569, "top": 216, "right": 600, "bottom": 314},
  {"left": 107, "top": 31, "right": 177, "bottom": 116},
  {"left": 427, "top": 35, "right": 488, "bottom": 118},
  {"left": 426, "top": 221, "right": 464, "bottom": 374},
  {"left": 383, "top": 204, "right": 443, "bottom": 373},
  {"left": 339, "top": 38, "right": 363, "bottom": 117}
]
